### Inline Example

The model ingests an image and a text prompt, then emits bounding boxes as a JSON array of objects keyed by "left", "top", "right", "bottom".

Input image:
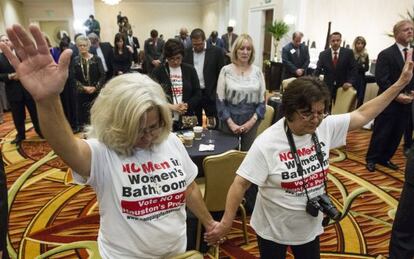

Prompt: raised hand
[{"left": 0, "top": 24, "right": 72, "bottom": 102}]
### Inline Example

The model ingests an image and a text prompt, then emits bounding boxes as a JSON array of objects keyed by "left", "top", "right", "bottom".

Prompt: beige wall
[
  {"left": 21, "top": 0, "right": 74, "bottom": 40},
  {"left": 0, "top": 0, "right": 24, "bottom": 31},
  {"left": 95, "top": 0, "right": 202, "bottom": 45},
  {"left": 201, "top": 1, "right": 219, "bottom": 37}
]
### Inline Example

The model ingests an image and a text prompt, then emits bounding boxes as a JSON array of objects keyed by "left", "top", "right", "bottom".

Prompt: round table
[{"left": 180, "top": 129, "right": 239, "bottom": 177}]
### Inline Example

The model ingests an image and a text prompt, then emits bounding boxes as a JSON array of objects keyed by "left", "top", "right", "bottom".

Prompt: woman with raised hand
[{"left": 0, "top": 24, "right": 217, "bottom": 259}]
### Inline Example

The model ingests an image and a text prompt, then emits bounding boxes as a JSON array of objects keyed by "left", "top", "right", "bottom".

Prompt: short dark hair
[
  {"left": 330, "top": 31, "right": 342, "bottom": 39},
  {"left": 150, "top": 29, "right": 158, "bottom": 38},
  {"left": 190, "top": 28, "right": 206, "bottom": 40},
  {"left": 163, "top": 38, "right": 184, "bottom": 58},
  {"left": 89, "top": 15, "right": 94, "bottom": 19},
  {"left": 282, "top": 77, "right": 331, "bottom": 121},
  {"left": 227, "top": 26, "right": 234, "bottom": 33}
]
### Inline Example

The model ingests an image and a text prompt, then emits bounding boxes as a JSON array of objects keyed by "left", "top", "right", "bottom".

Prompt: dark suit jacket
[
  {"left": 314, "top": 47, "right": 357, "bottom": 98},
  {"left": 144, "top": 38, "right": 164, "bottom": 73},
  {"left": 90, "top": 42, "right": 114, "bottom": 80},
  {"left": 282, "top": 42, "right": 310, "bottom": 79},
  {"left": 126, "top": 36, "right": 140, "bottom": 62},
  {"left": 151, "top": 63, "right": 201, "bottom": 114},
  {"left": 182, "top": 46, "right": 225, "bottom": 101},
  {"left": 221, "top": 33, "right": 238, "bottom": 53},
  {"left": 0, "top": 53, "right": 32, "bottom": 102},
  {"left": 375, "top": 44, "right": 414, "bottom": 114}
]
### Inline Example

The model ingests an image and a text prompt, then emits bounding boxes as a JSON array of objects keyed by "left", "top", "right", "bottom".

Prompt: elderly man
[
  {"left": 282, "top": 31, "right": 310, "bottom": 79},
  {"left": 314, "top": 31, "right": 357, "bottom": 102},
  {"left": 88, "top": 33, "right": 113, "bottom": 82},
  {"left": 176, "top": 27, "right": 192, "bottom": 49},
  {"left": 366, "top": 20, "right": 414, "bottom": 172},
  {"left": 183, "top": 28, "right": 225, "bottom": 126}
]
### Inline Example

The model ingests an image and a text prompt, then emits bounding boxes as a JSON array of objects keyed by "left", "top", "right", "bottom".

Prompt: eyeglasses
[
  {"left": 138, "top": 123, "right": 163, "bottom": 137},
  {"left": 166, "top": 55, "right": 182, "bottom": 63},
  {"left": 297, "top": 110, "right": 329, "bottom": 121}
]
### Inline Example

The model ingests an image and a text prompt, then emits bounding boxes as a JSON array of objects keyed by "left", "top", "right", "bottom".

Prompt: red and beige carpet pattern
[{"left": 1, "top": 114, "right": 405, "bottom": 259}]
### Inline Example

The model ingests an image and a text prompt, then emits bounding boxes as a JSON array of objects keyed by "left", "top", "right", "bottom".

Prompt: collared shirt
[
  {"left": 96, "top": 47, "right": 108, "bottom": 72},
  {"left": 193, "top": 43, "right": 207, "bottom": 89},
  {"left": 396, "top": 42, "right": 410, "bottom": 61},
  {"left": 331, "top": 48, "right": 340, "bottom": 61}
]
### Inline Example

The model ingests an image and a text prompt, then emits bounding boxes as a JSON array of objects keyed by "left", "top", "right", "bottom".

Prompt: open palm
[{"left": 0, "top": 24, "right": 71, "bottom": 102}]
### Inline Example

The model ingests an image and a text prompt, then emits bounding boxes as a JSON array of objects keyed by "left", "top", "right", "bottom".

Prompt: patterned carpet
[{"left": 1, "top": 112, "right": 405, "bottom": 259}]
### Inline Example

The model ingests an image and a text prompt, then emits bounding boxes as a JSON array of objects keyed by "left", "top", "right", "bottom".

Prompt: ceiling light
[{"left": 102, "top": 0, "right": 122, "bottom": 5}]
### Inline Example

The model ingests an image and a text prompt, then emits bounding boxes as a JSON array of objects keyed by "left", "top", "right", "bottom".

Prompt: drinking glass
[{"left": 206, "top": 117, "right": 216, "bottom": 144}]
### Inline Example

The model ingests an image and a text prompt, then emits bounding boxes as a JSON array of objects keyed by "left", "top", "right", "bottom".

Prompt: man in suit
[
  {"left": 176, "top": 27, "right": 192, "bottom": 49},
  {"left": 84, "top": 14, "right": 100, "bottom": 37},
  {"left": 126, "top": 29, "right": 140, "bottom": 64},
  {"left": 365, "top": 20, "right": 414, "bottom": 172},
  {"left": 144, "top": 29, "right": 164, "bottom": 74},
  {"left": 282, "top": 31, "right": 310, "bottom": 79},
  {"left": 206, "top": 30, "right": 225, "bottom": 51},
  {"left": 314, "top": 31, "right": 357, "bottom": 102},
  {"left": 222, "top": 26, "right": 238, "bottom": 54},
  {"left": 183, "top": 28, "right": 225, "bottom": 125},
  {"left": 88, "top": 33, "right": 114, "bottom": 82},
  {"left": 0, "top": 35, "right": 41, "bottom": 145}
]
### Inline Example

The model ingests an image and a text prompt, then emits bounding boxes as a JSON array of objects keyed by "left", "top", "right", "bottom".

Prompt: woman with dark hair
[
  {"left": 352, "top": 36, "right": 369, "bottom": 107},
  {"left": 151, "top": 38, "right": 201, "bottom": 130},
  {"left": 207, "top": 51, "right": 414, "bottom": 258},
  {"left": 112, "top": 33, "right": 133, "bottom": 76}
]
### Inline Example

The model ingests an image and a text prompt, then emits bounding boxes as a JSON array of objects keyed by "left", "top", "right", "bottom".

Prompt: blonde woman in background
[
  {"left": 352, "top": 36, "right": 369, "bottom": 107},
  {"left": 216, "top": 34, "right": 266, "bottom": 152}
]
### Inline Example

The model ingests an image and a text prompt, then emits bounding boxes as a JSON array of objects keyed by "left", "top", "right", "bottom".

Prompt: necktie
[
  {"left": 333, "top": 51, "right": 338, "bottom": 67},
  {"left": 403, "top": 48, "right": 408, "bottom": 61}
]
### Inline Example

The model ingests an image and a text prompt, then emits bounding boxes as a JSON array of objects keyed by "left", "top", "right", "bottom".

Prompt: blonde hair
[
  {"left": 352, "top": 36, "right": 368, "bottom": 62},
  {"left": 87, "top": 73, "right": 172, "bottom": 156},
  {"left": 393, "top": 19, "right": 414, "bottom": 37},
  {"left": 230, "top": 34, "right": 255, "bottom": 65}
]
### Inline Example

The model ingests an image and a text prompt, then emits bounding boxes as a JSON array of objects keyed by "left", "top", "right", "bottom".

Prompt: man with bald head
[
  {"left": 176, "top": 27, "right": 192, "bottom": 49},
  {"left": 282, "top": 31, "right": 310, "bottom": 79}
]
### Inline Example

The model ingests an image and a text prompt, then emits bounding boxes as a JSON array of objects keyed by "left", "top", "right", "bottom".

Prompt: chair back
[
  {"left": 331, "top": 87, "right": 357, "bottom": 114},
  {"left": 256, "top": 105, "right": 274, "bottom": 137},
  {"left": 281, "top": 77, "right": 296, "bottom": 92},
  {"left": 202, "top": 150, "right": 247, "bottom": 212},
  {"left": 363, "top": 82, "right": 379, "bottom": 103}
]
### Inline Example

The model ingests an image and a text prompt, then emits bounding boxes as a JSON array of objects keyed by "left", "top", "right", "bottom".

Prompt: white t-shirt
[
  {"left": 237, "top": 114, "right": 350, "bottom": 245},
  {"left": 169, "top": 66, "right": 183, "bottom": 121},
  {"left": 72, "top": 133, "right": 197, "bottom": 258}
]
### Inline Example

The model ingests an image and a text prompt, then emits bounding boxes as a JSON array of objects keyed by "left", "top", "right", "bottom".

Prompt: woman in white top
[
  {"left": 206, "top": 55, "right": 414, "bottom": 258},
  {"left": 1, "top": 24, "right": 218, "bottom": 259},
  {"left": 216, "top": 34, "right": 266, "bottom": 151}
]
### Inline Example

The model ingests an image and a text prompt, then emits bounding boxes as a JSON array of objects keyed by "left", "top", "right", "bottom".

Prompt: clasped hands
[
  {"left": 204, "top": 220, "right": 232, "bottom": 246},
  {"left": 171, "top": 102, "right": 188, "bottom": 114},
  {"left": 227, "top": 116, "right": 256, "bottom": 135}
]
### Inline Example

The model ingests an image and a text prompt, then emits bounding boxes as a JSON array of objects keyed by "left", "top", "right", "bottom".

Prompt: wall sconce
[{"left": 102, "top": 0, "right": 122, "bottom": 5}]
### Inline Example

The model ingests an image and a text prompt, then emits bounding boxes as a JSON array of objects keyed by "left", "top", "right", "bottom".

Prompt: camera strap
[{"left": 284, "top": 120, "right": 328, "bottom": 202}]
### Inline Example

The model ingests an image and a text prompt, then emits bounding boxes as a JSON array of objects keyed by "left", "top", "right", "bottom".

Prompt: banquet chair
[
  {"left": 331, "top": 87, "right": 357, "bottom": 114},
  {"left": 281, "top": 77, "right": 296, "bottom": 92},
  {"left": 195, "top": 150, "right": 249, "bottom": 251},
  {"left": 256, "top": 104, "right": 275, "bottom": 137},
  {"left": 363, "top": 82, "right": 379, "bottom": 103}
]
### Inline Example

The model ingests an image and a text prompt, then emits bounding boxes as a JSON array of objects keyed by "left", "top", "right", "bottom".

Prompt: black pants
[
  {"left": 257, "top": 235, "right": 320, "bottom": 259},
  {"left": 0, "top": 152, "right": 9, "bottom": 258},
  {"left": 366, "top": 111, "right": 407, "bottom": 163},
  {"left": 195, "top": 91, "right": 217, "bottom": 128},
  {"left": 9, "top": 98, "right": 41, "bottom": 139}
]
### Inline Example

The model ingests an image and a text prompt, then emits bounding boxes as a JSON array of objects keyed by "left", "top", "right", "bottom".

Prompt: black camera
[{"left": 306, "top": 194, "right": 341, "bottom": 221}]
